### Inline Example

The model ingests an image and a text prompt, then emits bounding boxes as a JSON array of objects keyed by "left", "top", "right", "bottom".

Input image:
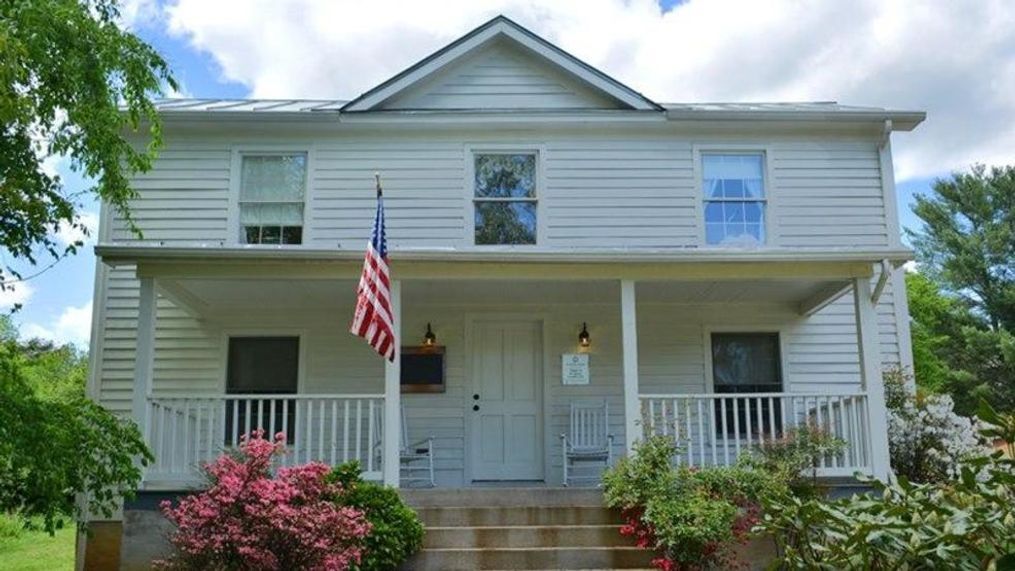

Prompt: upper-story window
[
  {"left": 473, "top": 153, "right": 537, "bottom": 245},
  {"left": 702, "top": 153, "right": 766, "bottom": 246},
  {"left": 239, "top": 153, "right": 307, "bottom": 245}
]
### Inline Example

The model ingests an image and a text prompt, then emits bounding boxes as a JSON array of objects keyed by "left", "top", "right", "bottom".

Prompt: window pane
[
  {"left": 704, "top": 203, "right": 723, "bottom": 223},
  {"left": 711, "top": 333, "right": 782, "bottom": 391},
  {"left": 704, "top": 201, "right": 765, "bottom": 246},
  {"left": 702, "top": 153, "right": 765, "bottom": 199},
  {"left": 226, "top": 336, "right": 300, "bottom": 446},
  {"left": 475, "top": 201, "right": 536, "bottom": 245},
  {"left": 259, "top": 226, "right": 281, "bottom": 244},
  {"left": 240, "top": 155, "right": 307, "bottom": 201},
  {"left": 475, "top": 154, "right": 536, "bottom": 198},
  {"left": 282, "top": 226, "right": 302, "bottom": 245}
]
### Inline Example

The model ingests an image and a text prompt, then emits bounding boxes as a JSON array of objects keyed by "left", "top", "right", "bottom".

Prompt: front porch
[{"left": 103, "top": 248, "right": 899, "bottom": 489}]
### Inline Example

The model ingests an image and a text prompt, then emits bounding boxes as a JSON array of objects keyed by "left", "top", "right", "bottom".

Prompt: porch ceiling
[{"left": 158, "top": 277, "right": 851, "bottom": 316}]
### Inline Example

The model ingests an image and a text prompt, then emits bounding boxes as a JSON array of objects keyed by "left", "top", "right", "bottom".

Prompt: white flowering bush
[{"left": 884, "top": 368, "right": 990, "bottom": 482}]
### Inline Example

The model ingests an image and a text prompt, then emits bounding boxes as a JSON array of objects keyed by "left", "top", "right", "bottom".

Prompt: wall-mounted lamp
[
  {"left": 578, "top": 322, "right": 591, "bottom": 348},
  {"left": 423, "top": 322, "right": 437, "bottom": 347}
]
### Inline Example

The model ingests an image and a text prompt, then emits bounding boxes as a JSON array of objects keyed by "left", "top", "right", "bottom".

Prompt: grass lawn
[{"left": 0, "top": 525, "right": 75, "bottom": 571}]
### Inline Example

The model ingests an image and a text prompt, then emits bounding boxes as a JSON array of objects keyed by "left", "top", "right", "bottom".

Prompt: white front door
[{"left": 469, "top": 320, "right": 544, "bottom": 481}]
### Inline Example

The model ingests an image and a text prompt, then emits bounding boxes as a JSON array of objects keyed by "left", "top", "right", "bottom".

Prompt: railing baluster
[
  {"left": 671, "top": 399, "right": 679, "bottom": 445},
  {"left": 755, "top": 397, "right": 764, "bottom": 446},
  {"left": 331, "top": 400, "right": 338, "bottom": 466},
  {"left": 182, "top": 400, "right": 191, "bottom": 471},
  {"left": 732, "top": 398, "right": 741, "bottom": 459},
  {"left": 355, "top": 400, "right": 363, "bottom": 465},
  {"left": 318, "top": 400, "right": 325, "bottom": 461},
  {"left": 648, "top": 399, "right": 657, "bottom": 436},
  {"left": 306, "top": 399, "right": 314, "bottom": 463},
  {"left": 343, "top": 400, "right": 351, "bottom": 462},
  {"left": 269, "top": 399, "right": 278, "bottom": 440},
  {"left": 767, "top": 397, "right": 776, "bottom": 443},
  {"left": 367, "top": 400, "right": 375, "bottom": 473},
  {"left": 243, "top": 398, "right": 251, "bottom": 441},
  {"left": 710, "top": 399, "right": 717, "bottom": 467},
  {"left": 684, "top": 398, "right": 692, "bottom": 466},
  {"left": 743, "top": 398, "right": 752, "bottom": 450},
  {"left": 720, "top": 397, "right": 729, "bottom": 466},
  {"left": 697, "top": 398, "right": 705, "bottom": 466}
]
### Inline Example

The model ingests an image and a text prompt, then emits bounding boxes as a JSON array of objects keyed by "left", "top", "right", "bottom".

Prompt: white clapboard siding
[
  {"left": 379, "top": 39, "right": 621, "bottom": 110},
  {"left": 94, "top": 283, "right": 902, "bottom": 486},
  {"left": 109, "top": 133, "right": 891, "bottom": 252}
]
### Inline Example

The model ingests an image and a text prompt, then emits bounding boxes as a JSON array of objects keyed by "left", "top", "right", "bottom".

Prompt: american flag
[{"left": 350, "top": 175, "right": 396, "bottom": 361}]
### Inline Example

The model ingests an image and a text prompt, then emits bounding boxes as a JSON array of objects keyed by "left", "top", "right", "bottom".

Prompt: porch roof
[
  {"left": 97, "top": 243, "right": 908, "bottom": 319},
  {"left": 96, "top": 243, "right": 912, "bottom": 267}
]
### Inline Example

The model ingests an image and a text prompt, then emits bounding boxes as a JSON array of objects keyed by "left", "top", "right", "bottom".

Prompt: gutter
[{"left": 95, "top": 243, "right": 914, "bottom": 267}]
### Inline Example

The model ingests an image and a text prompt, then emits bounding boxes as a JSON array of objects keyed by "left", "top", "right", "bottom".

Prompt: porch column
[
  {"left": 132, "top": 277, "right": 157, "bottom": 448},
  {"left": 621, "top": 280, "right": 641, "bottom": 454},
  {"left": 853, "top": 276, "right": 892, "bottom": 481},
  {"left": 383, "top": 280, "right": 401, "bottom": 487}
]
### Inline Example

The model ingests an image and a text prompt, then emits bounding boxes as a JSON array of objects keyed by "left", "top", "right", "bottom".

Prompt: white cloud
[
  {"left": 0, "top": 282, "right": 34, "bottom": 310},
  {"left": 164, "top": 0, "right": 1015, "bottom": 181},
  {"left": 53, "top": 211, "right": 100, "bottom": 248},
  {"left": 21, "top": 301, "right": 94, "bottom": 348}
]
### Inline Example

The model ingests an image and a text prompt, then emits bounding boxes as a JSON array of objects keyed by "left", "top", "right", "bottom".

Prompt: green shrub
[
  {"left": 328, "top": 462, "right": 424, "bottom": 571},
  {"left": 756, "top": 401, "right": 1015, "bottom": 570},
  {"left": 745, "top": 423, "right": 846, "bottom": 497},
  {"left": 603, "top": 436, "right": 788, "bottom": 570}
]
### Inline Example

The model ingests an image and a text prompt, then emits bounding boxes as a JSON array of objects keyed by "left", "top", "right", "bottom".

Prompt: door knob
[
  {"left": 473, "top": 405, "right": 480, "bottom": 411},
  {"left": 473, "top": 394, "right": 480, "bottom": 400}
]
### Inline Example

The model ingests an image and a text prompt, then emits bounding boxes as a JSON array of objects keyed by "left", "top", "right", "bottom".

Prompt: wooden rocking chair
[
  {"left": 560, "top": 400, "right": 614, "bottom": 487},
  {"left": 374, "top": 405, "right": 435, "bottom": 487}
]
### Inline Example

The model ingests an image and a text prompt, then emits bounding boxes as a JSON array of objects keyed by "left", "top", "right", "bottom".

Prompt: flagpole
[{"left": 375, "top": 172, "right": 382, "bottom": 197}]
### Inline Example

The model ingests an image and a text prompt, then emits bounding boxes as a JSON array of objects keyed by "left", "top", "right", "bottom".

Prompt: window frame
[
  {"left": 465, "top": 146, "right": 544, "bottom": 247},
  {"left": 219, "top": 330, "right": 307, "bottom": 446},
  {"left": 703, "top": 327, "right": 789, "bottom": 442},
  {"left": 218, "top": 329, "right": 307, "bottom": 394},
  {"left": 229, "top": 147, "right": 313, "bottom": 247},
  {"left": 693, "top": 146, "right": 777, "bottom": 248}
]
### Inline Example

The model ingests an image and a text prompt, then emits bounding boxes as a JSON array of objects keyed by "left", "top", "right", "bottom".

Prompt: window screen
[{"left": 225, "top": 336, "right": 299, "bottom": 445}]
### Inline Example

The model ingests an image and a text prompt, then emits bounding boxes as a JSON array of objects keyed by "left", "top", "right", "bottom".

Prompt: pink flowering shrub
[{"left": 158, "top": 430, "right": 371, "bottom": 570}]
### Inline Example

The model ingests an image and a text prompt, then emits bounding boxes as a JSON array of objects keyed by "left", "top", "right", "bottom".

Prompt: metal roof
[
  {"left": 147, "top": 98, "right": 924, "bottom": 129},
  {"left": 150, "top": 98, "right": 347, "bottom": 113}
]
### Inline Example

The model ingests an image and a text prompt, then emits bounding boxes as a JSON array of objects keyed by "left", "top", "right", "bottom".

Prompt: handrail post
[{"left": 383, "top": 280, "right": 401, "bottom": 487}]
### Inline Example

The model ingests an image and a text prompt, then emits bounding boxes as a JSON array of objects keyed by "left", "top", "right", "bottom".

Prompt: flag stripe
[{"left": 350, "top": 191, "right": 396, "bottom": 361}]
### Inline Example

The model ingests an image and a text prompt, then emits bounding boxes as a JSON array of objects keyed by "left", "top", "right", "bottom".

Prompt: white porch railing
[
  {"left": 145, "top": 394, "right": 385, "bottom": 486},
  {"left": 639, "top": 392, "right": 871, "bottom": 477}
]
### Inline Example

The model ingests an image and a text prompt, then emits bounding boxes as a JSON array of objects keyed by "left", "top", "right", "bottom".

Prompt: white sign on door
[{"left": 562, "top": 353, "right": 590, "bottom": 385}]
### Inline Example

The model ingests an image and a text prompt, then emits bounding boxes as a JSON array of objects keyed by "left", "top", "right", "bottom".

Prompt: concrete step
[
  {"left": 401, "top": 487, "right": 604, "bottom": 508},
  {"left": 416, "top": 505, "right": 620, "bottom": 527},
  {"left": 403, "top": 546, "right": 654, "bottom": 570},
  {"left": 423, "top": 524, "right": 627, "bottom": 549}
]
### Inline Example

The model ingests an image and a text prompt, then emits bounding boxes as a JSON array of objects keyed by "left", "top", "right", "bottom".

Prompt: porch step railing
[
  {"left": 638, "top": 392, "right": 870, "bottom": 477},
  {"left": 145, "top": 394, "right": 385, "bottom": 486}
]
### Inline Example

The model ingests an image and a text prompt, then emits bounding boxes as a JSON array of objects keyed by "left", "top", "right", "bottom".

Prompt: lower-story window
[
  {"left": 711, "top": 332, "right": 783, "bottom": 438},
  {"left": 225, "top": 336, "right": 299, "bottom": 445}
]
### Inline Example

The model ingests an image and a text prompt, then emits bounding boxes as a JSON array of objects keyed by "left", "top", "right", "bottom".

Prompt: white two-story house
[{"left": 88, "top": 16, "right": 923, "bottom": 500}]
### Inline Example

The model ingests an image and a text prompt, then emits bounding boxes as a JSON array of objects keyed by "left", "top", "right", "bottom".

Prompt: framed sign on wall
[{"left": 562, "top": 353, "right": 590, "bottom": 385}]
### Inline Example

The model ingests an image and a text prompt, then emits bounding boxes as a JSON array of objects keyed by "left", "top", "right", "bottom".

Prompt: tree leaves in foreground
[
  {"left": 0, "top": 0, "right": 174, "bottom": 289},
  {"left": 0, "top": 323, "right": 150, "bottom": 533}
]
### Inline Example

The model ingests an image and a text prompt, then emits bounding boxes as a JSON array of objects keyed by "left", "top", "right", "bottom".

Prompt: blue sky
[{"left": 9, "top": 0, "right": 1008, "bottom": 347}]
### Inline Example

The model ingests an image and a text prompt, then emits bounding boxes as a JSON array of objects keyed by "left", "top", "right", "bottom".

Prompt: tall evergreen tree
[{"left": 909, "top": 165, "right": 1015, "bottom": 413}]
